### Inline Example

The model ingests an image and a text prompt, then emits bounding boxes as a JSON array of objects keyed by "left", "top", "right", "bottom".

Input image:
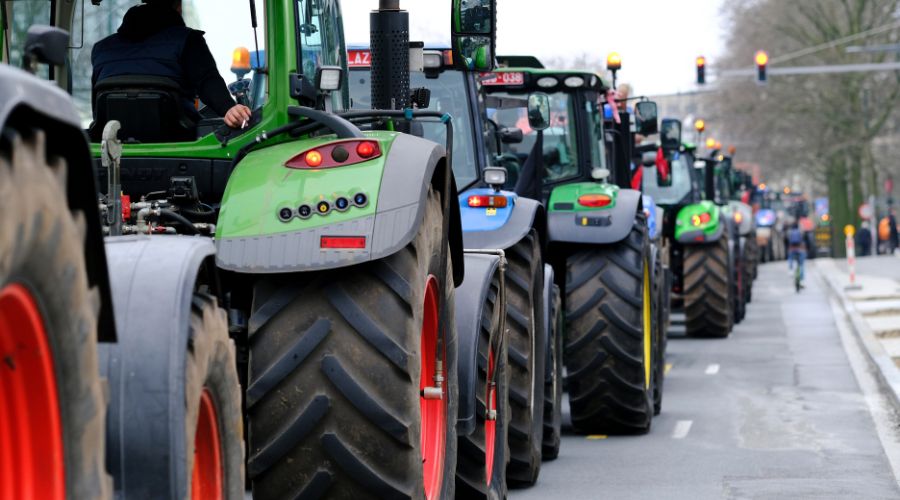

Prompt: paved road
[
  {"left": 511, "top": 262, "right": 900, "bottom": 499},
  {"left": 833, "top": 254, "right": 900, "bottom": 282}
]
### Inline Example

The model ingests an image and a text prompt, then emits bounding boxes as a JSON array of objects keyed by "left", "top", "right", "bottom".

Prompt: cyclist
[{"left": 787, "top": 223, "right": 806, "bottom": 288}]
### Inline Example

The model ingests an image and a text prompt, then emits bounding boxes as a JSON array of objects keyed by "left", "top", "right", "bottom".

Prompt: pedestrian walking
[{"left": 857, "top": 221, "right": 872, "bottom": 257}]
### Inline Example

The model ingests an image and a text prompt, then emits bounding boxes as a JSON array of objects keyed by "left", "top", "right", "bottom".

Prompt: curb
[{"left": 816, "top": 259, "right": 900, "bottom": 412}]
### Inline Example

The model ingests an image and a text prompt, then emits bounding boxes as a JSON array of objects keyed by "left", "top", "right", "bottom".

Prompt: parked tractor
[
  {"left": 641, "top": 120, "right": 739, "bottom": 338},
  {"left": 1, "top": 1, "right": 503, "bottom": 498},
  {"left": 347, "top": 41, "right": 556, "bottom": 495},
  {"left": 481, "top": 66, "right": 667, "bottom": 434}
]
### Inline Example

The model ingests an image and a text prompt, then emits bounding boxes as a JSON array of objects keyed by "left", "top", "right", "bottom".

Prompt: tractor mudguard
[
  {"left": 462, "top": 195, "right": 545, "bottom": 251},
  {"left": 216, "top": 132, "right": 464, "bottom": 284},
  {"left": 730, "top": 201, "right": 754, "bottom": 236},
  {"left": 675, "top": 201, "right": 724, "bottom": 244},
  {"left": 1, "top": 65, "right": 117, "bottom": 341},
  {"left": 453, "top": 252, "right": 503, "bottom": 435},
  {"left": 547, "top": 188, "right": 642, "bottom": 245},
  {"left": 98, "top": 235, "right": 217, "bottom": 496},
  {"left": 542, "top": 263, "right": 555, "bottom": 381}
]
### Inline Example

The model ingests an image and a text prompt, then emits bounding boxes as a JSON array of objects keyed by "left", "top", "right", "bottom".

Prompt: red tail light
[
  {"left": 700, "top": 212, "right": 711, "bottom": 223},
  {"left": 577, "top": 194, "right": 612, "bottom": 208},
  {"left": 286, "top": 140, "right": 382, "bottom": 169},
  {"left": 468, "top": 195, "right": 508, "bottom": 208},
  {"left": 320, "top": 236, "right": 367, "bottom": 249}
]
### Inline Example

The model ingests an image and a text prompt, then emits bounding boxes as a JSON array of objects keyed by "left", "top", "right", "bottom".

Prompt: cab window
[{"left": 297, "top": 0, "right": 348, "bottom": 110}]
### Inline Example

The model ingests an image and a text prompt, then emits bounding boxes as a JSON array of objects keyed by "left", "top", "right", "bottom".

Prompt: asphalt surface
[
  {"left": 833, "top": 253, "right": 900, "bottom": 281},
  {"left": 511, "top": 262, "right": 900, "bottom": 499}
]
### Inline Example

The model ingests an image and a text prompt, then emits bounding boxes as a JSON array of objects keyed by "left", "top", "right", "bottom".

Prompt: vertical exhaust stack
[{"left": 370, "top": 0, "right": 410, "bottom": 112}]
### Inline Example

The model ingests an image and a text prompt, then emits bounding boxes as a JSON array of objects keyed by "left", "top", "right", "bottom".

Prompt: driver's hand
[{"left": 224, "top": 105, "right": 252, "bottom": 128}]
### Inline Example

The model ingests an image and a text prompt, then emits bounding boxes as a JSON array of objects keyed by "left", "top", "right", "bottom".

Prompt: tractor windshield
[
  {"left": 348, "top": 68, "right": 479, "bottom": 189},
  {"left": 642, "top": 153, "right": 695, "bottom": 206},
  {"left": 488, "top": 91, "right": 579, "bottom": 186},
  {"left": 4, "top": 0, "right": 267, "bottom": 126}
]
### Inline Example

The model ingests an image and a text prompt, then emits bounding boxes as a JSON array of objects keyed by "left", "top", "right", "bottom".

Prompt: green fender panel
[
  {"left": 216, "top": 132, "right": 450, "bottom": 274},
  {"left": 675, "top": 201, "right": 724, "bottom": 243},
  {"left": 546, "top": 182, "right": 641, "bottom": 245}
]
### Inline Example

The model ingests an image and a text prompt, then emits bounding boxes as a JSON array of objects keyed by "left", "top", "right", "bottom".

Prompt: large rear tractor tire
[
  {"left": 185, "top": 294, "right": 245, "bottom": 499},
  {"left": 247, "top": 188, "right": 458, "bottom": 500},
  {"left": 0, "top": 130, "right": 111, "bottom": 500},
  {"left": 683, "top": 236, "right": 733, "bottom": 338},
  {"left": 456, "top": 271, "right": 509, "bottom": 499},
  {"left": 541, "top": 284, "right": 563, "bottom": 460},
  {"left": 652, "top": 256, "right": 669, "bottom": 416},
  {"left": 564, "top": 223, "right": 655, "bottom": 434},
  {"left": 504, "top": 230, "right": 545, "bottom": 486}
]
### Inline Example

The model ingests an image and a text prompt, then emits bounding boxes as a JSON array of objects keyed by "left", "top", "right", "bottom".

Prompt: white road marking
[
  {"left": 672, "top": 420, "right": 693, "bottom": 439},
  {"left": 830, "top": 295, "right": 900, "bottom": 487},
  {"left": 705, "top": 364, "right": 720, "bottom": 375}
]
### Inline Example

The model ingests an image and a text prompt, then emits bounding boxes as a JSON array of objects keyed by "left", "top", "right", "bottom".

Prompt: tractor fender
[
  {"left": 454, "top": 252, "right": 503, "bottom": 435},
  {"left": 542, "top": 263, "right": 555, "bottom": 381},
  {"left": 547, "top": 188, "right": 642, "bottom": 245},
  {"left": 462, "top": 197, "right": 545, "bottom": 251},
  {"left": 98, "top": 235, "right": 217, "bottom": 498},
  {"left": 215, "top": 133, "right": 465, "bottom": 285},
  {"left": 676, "top": 203, "right": 725, "bottom": 244},
  {"left": 0, "top": 65, "right": 116, "bottom": 341}
]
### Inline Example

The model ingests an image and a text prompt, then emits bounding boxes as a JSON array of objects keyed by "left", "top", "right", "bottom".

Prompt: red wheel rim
[
  {"left": 191, "top": 389, "right": 223, "bottom": 500},
  {"left": 484, "top": 347, "right": 497, "bottom": 485},
  {"left": 420, "top": 275, "right": 446, "bottom": 500},
  {"left": 0, "top": 284, "right": 65, "bottom": 500}
]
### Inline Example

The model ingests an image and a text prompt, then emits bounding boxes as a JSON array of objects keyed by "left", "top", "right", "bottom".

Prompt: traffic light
[
  {"left": 755, "top": 50, "right": 768, "bottom": 83},
  {"left": 696, "top": 56, "right": 706, "bottom": 84}
]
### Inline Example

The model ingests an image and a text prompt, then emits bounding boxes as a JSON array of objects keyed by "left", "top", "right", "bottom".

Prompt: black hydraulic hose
[{"left": 158, "top": 209, "right": 200, "bottom": 235}]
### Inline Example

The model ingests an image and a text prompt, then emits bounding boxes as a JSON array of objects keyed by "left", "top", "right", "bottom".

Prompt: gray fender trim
[
  {"left": 0, "top": 65, "right": 81, "bottom": 129},
  {"left": 215, "top": 133, "right": 468, "bottom": 282},
  {"left": 98, "top": 235, "right": 215, "bottom": 497},
  {"left": 542, "top": 264, "right": 555, "bottom": 381},
  {"left": 677, "top": 220, "right": 725, "bottom": 244},
  {"left": 454, "top": 253, "right": 502, "bottom": 435},
  {"left": 462, "top": 197, "right": 542, "bottom": 251},
  {"left": 547, "top": 188, "right": 642, "bottom": 245}
]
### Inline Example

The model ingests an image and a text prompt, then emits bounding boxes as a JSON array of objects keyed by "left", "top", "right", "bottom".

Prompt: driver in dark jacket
[{"left": 91, "top": 0, "right": 251, "bottom": 128}]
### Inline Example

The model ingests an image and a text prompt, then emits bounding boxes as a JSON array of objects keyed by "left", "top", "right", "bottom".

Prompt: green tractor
[
  {"left": 1, "top": 0, "right": 504, "bottom": 498},
  {"left": 642, "top": 120, "right": 744, "bottom": 337},
  {"left": 483, "top": 66, "right": 667, "bottom": 433}
]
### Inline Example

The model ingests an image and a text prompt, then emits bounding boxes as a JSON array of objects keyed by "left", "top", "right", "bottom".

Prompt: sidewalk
[{"left": 817, "top": 255, "right": 900, "bottom": 407}]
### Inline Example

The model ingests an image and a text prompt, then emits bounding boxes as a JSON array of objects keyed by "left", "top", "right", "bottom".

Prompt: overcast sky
[{"left": 340, "top": 0, "right": 729, "bottom": 96}]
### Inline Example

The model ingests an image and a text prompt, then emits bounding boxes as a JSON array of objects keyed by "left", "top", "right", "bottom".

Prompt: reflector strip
[{"left": 320, "top": 236, "right": 366, "bottom": 249}]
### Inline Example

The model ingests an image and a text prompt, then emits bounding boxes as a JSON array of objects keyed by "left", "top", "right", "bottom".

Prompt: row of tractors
[{"left": 0, "top": 1, "right": 759, "bottom": 498}]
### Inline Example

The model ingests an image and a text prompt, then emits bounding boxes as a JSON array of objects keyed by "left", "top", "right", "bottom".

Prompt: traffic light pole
[{"left": 713, "top": 60, "right": 900, "bottom": 78}]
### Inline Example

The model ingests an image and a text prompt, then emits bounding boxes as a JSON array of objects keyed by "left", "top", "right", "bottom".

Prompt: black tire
[
  {"left": 246, "top": 188, "right": 458, "bottom": 499},
  {"left": 564, "top": 223, "right": 654, "bottom": 434},
  {"left": 185, "top": 294, "right": 245, "bottom": 499},
  {"left": 456, "top": 270, "right": 509, "bottom": 499},
  {"left": 504, "top": 230, "right": 545, "bottom": 486},
  {"left": 541, "top": 284, "right": 563, "bottom": 460},
  {"left": 652, "top": 255, "right": 668, "bottom": 416},
  {"left": 0, "top": 130, "right": 111, "bottom": 499},
  {"left": 683, "top": 236, "right": 733, "bottom": 338},
  {"left": 733, "top": 244, "right": 746, "bottom": 324}
]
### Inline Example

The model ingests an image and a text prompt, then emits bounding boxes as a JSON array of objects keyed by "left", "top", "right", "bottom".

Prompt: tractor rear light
[
  {"left": 734, "top": 212, "right": 743, "bottom": 223},
  {"left": 700, "top": 212, "right": 711, "bottom": 223},
  {"left": 577, "top": 194, "right": 612, "bottom": 208},
  {"left": 305, "top": 150, "right": 323, "bottom": 167},
  {"left": 285, "top": 140, "right": 382, "bottom": 169},
  {"left": 356, "top": 141, "right": 378, "bottom": 158},
  {"left": 468, "top": 195, "right": 508, "bottom": 208},
  {"left": 320, "top": 236, "right": 366, "bottom": 249}
]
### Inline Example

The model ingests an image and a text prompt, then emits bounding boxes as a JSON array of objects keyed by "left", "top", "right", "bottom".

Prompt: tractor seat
[{"left": 88, "top": 75, "right": 198, "bottom": 144}]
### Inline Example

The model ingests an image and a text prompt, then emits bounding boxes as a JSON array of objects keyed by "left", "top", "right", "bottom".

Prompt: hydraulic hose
[{"left": 158, "top": 209, "right": 200, "bottom": 235}]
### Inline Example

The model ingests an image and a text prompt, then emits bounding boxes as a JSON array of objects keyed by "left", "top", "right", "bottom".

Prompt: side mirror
[
  {"left": 527, "top": 92, "right": 551, "bottom": 131},
  {"left": 499, "top": 127, "right": 523, "bottom": 144},
  {"left": 660, "top": 118, "right": 681, "bottom": 151},
  {"left": 23, "top": 25, "right": 69, "bottom": 70},
  {"left": 451, "top": 0, "right": 496, "bottom": 71},
  {"left": 634, "top": 101, "right": 658, "bottom": 135}
]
